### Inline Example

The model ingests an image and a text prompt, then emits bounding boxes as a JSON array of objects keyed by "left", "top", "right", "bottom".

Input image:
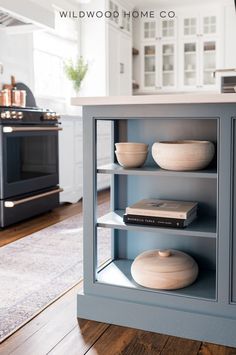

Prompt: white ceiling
[{"left": 129, "top": 0, "right": 230, "bottom": 7}]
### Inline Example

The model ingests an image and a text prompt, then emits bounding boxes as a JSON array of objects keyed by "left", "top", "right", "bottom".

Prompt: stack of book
[{"left": 123, "top": 199, "right": 198, "bottom": 229}]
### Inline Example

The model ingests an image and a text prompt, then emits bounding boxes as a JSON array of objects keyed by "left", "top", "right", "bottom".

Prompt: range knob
[
  {"left": 1, "top": 112, "right": 6, "bottom": 119},
  {"left": 43, "top": 112, "right": 52, "bottom": 120},
  {"left": 11, "top": 111, "right": 17, "bottom": 119},
  {"left": 5, "top": 111, "right": 11, "bottom": 119},
  {"left": 16, "top": 112, "right": 23, "bottom": 120},
  {"left": 43, "top": 112, "right": 59, "bottom": 120}
]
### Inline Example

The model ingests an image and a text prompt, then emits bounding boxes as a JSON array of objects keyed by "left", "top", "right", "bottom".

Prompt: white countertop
[{"left": 71, "top": 93, "right": 236, "bottom": 106}]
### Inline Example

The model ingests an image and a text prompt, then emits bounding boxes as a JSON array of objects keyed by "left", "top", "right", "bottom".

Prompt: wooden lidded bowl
[
  {"left": 131, "top": 249, "right": 198, "bottom": 290},
  {"left": 152, "top": 140, "right": 215, "bottom": 171}
]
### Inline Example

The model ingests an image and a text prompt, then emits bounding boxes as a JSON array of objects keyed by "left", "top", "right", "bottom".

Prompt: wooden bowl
[
  {"left": 152, "top": 140, "right": 215, "bottom": 171},
  {"left": 115, "top": 151, "right": 148, "bottom": 168},
  {"left": 115, "top": 142, "right": 148, "bottom": 153},
  {"left": 131, "top": 249, "right": 198, "bottom": 290}
]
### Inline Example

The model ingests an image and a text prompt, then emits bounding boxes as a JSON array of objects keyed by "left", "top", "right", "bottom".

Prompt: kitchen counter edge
[{"left": 71, "top": 93, "right": 236, "bottom": 106}]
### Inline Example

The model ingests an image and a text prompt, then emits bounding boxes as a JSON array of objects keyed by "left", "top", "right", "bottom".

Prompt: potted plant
[{"left": 64, "top": 57, "right": 88, "bottom": 94}]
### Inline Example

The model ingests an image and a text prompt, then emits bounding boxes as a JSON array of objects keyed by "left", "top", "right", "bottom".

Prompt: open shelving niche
[{"left": 95, "top": 117, "right": 218, "bottom": 302}]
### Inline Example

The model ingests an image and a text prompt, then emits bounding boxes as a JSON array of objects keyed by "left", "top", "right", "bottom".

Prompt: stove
[
  {"left": 0, "top": 106, "right": 60, "bottom": 125},
  {"left": 0, "top": 106, "right": 62, "bottom": 227}
]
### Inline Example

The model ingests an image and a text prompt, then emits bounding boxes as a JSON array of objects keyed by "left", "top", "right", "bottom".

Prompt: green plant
[{"left": 64, "top": 57, "right": 88, "bottom": 93}]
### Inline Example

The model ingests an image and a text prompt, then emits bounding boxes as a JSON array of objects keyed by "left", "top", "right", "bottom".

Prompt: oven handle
[
  {"left": 4, "top": 188, "right": 63, "bottom": 208},
  {"left": 3, "top": 126, "right": 62, "bottom": 133}
]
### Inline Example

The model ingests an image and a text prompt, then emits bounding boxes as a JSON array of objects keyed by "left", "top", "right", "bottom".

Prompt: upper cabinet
[
  {"left": 107, "top": 0, "right": 132, "bottom": 96},
  {"left": 141, "top": 18, "right": 178, "bottom": 91},
  {"left": 181, "top": 12, "right": 219, "bottom": 90},
  {"left": 142, "top": 20, "right": 156, "bottom": 40},
  {"left": 136, "top": 7, "right": 223, "bottom": 93},
  {"left": 108, "top": 0, "right": 132, "bottom": 35},
  {"left": 160, "top": 18, "right": 176, "bottom": 39}
]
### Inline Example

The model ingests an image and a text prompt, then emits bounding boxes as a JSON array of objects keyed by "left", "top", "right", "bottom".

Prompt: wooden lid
[
  {"left": 134, "top": 249, "right": 196, "bottom": 273},
  {"left": 131, "top": 249, "right": 198, "bottom": 290}
]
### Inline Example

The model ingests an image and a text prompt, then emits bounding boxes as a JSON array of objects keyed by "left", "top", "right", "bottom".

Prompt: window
[{"left": 33, "top": 11, "right": 78, "bottom": 102}]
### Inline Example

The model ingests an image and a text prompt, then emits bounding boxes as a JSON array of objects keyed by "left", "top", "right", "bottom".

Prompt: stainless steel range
[{"left": 0, "top": 106, "right": 62, "bottom": 227}]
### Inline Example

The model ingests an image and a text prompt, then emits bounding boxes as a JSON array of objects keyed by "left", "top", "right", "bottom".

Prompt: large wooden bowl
[
  {"left": 131, "top": 249, "right": 198, "bottom": 290},
  {"left": 152, "top": 140, "right": 215, "bottom": 171}
]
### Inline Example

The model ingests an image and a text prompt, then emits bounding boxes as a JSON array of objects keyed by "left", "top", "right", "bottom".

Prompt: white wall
[
  {"left": 79, "top": 0, "right": 107, "bottom": 96},
  {"left": 0, "top": 32, "right": 34, "bottom": 90},
  {"left": 224, "top": 3, "right": 236, "bottom": 68}
]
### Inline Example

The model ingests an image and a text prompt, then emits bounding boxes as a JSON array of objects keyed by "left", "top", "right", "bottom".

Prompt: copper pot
[
  {"left": 0, "top": 89, "right": 11, "bottom": 106},
  {"left": 12, "top": 89, "right": 26, "bottom": 107}
]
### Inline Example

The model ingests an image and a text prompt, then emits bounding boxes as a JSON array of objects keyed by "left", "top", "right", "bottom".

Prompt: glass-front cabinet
[
  {"left": 161, "top": 19, "right": 175, "bottom": 39},
  {"left": 159, "top": 19, "right": 177, "bottom": 90},
  {"left": 183, "top": 17, "right": 197, "bottom": 36},
  {"left": 161, "top": 43, "right": 176, "bottom": 89},
  {"left": 143, "top": 44, "right": 156, "bottom": 89},
  {"left": 181, "top": 13, "right": 218, "bottom": 90},
  {"left": 202, "top": 40, "right": 216, "bottom": 86},
  {"left": 183, "top": 41, "right": 197, "bottom": 87},
  {"left": 143, "top": 20, "right": 156, "bottom": 40},
  {"left": 108, "top": 0, "right": 132, "bottom": 34},
  {"left": 141, "top": 18, "right": 177, "bottom": 91},
  {"left": 139, "top": 10, "right": 221, "bottom": 93}
]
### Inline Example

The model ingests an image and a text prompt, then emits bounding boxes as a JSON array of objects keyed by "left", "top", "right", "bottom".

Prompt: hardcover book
[
  {"left": 125, "top": 199, "right": 198, "bottom": 219},
  {"left": 123, "top": 211, "right": 197, "bottom": 228}
]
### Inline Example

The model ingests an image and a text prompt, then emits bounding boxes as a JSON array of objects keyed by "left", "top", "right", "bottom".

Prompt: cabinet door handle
[{"left": 120, "top": 63, "right": 125, "bottom": 74}]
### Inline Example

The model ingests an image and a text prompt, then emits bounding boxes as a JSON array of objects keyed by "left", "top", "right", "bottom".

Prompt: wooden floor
[{"left": 0, "top": 190, "right": 236, "bottom": 355}]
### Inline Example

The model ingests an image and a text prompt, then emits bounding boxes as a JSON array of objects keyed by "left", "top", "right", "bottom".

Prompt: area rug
[{"left": 0, "top": 202, "right": 111, "bottom": 343}]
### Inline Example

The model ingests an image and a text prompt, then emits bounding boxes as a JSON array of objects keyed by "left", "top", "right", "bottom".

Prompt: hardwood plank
[
  {"left": 160, "top": 336, "right": 201, "bottom": 355},
  {"left": 86, "top": 325, "right": 168, "bottom": 355},
  {"left": 0, "top": 284, "right": 82, "bottom": 354},
  {"left": 199, "top": 343, "right": 236, "bottom": 355},
  {"left": 120, "top": 329, "right": 168, "bottom": 355},
  {"left": 48, "top": 320, "right": 110, "bottom": 355},
  {"left": 9, "top": 291, "right": 80, "bottom": 355}
]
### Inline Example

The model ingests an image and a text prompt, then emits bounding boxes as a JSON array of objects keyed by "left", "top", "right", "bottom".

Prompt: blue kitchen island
[{"left": 72, "top": 93, "right": 236, "bottom": 347}]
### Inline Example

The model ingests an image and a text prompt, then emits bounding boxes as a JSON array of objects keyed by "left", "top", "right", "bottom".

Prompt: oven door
[{"left": 0, "top": 125, "right": 61, "bottom": 199}]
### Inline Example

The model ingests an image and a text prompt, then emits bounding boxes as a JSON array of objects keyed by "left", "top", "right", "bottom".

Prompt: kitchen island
[{"left": 72, "top": 93, "right": 236, "bottom": 347}]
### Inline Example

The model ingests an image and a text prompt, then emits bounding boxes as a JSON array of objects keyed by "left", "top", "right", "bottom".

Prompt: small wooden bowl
[
  {"left": 152, "top": 140, "right": 215, "bottom": 171},
  {"left": 115, "top": 142, "right": 148, "bottom": 153},
  {"left": 131, "top": 249, "right": 198, "bottom": 290},
  {"left": 115, "top": 151, "right": 148, "bottom": 168}
]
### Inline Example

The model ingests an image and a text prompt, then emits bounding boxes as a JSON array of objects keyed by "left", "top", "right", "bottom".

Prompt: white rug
[{"left": 0, "top": 203, "right": 111, "bottom": 343}]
